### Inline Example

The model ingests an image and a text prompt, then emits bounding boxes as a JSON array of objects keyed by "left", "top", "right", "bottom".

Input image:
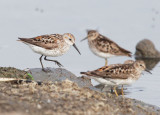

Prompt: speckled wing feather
[
  {"left": 90, "top": 64, "right": 135, "bottom": 79},
  {"left": 81, "top": 64, "right": 120, "bottom": 77},
  {"left": 93, "top": 34, "right": 132, "bottom": 57},
  {"left": 94, "top": 64, "right": 121, "bottom": 72},
  {"left": 19, "top": 34, "right": 63, "bottom": 49}
]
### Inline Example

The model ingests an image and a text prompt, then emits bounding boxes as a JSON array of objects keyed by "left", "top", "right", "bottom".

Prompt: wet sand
[{"left": 0, "top": 67, "right": 160, "bottom": 115}]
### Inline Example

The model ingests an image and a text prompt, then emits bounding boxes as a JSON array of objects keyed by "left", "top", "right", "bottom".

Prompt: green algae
[{"left": 0, "top": 67, "right": 32, "bottom": 80}]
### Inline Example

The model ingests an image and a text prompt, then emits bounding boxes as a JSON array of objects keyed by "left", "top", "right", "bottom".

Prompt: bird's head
[
  {"left": 63, "top": 33, "right": 81, "bottom": 55},
  {"left": 81, "top": 30, "right": 99, "bottom": 42}
]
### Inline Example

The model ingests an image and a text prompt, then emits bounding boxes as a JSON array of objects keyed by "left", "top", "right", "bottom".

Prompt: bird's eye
[
  {"left": 69, "top": 38, "right": 72, "bottom": 41},
  {"left": 140, "top": 64, "right": 143, "bottom": 66}
]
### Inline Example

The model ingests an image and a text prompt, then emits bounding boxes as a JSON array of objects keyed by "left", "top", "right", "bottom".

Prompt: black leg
[
  {"left": 101, "top": 85, "right": 105, "bottom": 92},
  {"left": 111, "top": 86, "right": 113, "bottom": 93},
  {"left": 44, "top": 56, "right": 63, "bottom": 67},
  {"left": 39, "top": 55, "right": 45, "bottom": 71}
]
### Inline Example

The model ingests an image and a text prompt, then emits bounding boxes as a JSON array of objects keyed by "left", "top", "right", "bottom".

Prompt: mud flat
[{"left": 0, "top": 67, "right": 159, "bottom": 115}]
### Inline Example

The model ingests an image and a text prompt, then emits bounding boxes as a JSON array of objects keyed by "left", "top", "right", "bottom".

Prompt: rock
[
  {"left": 0, "top": 67, "right": 160, "bottom": 114},
  {"left": 30, "top": 68, "right": 92, "bottom": 88},
  {"left": 135, "top": 58, "right": 160, "bottom": 70},
  {"left": 0, "top": 67, "right": 29, "bottom": 79},
  {"left": 0, "top": 80, "right": 159, "bottom": 115},
  {"left": 135, "top": 39, "right": 160, "bottom": 58},
  {"left": 0, "top": 67, "right": 92, "bottom": 88}
]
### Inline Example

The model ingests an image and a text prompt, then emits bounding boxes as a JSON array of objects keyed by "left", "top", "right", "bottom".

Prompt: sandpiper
[
  {"left": 18, "top": 33, "right": 81, "bottom": 71},
  {"left": 81, "top": 60, "right": 151, "bottom": 96},
  {"left": 81, "top": 30, "right": 132, "bottom": 66}
]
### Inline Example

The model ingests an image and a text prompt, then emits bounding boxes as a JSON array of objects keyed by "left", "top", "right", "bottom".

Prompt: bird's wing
[
  {"left": 94, "top": 35, "right": 132, "bottom": 57},
  {"left": 90, "top": 64, "right": 134, "bottom": 79},
  {"left": 94, "top": 64, "right": 121, "bottom": 72},
  {"left": 80, "top": 64, "right": 118, "bottom": 76},
  {"left": 18, "top": 34, "right": 63, "bottom": 49}
]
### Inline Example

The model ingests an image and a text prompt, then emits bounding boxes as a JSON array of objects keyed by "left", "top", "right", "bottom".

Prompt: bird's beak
[
  {"left": 81, "top": 33, "right": 93, "bottom": 42},
  {"left": 81, "top": 37, "right": 88, "bottom": 42},
  {"left": 145, "top": 69, "right": 152, "bottom": 74},
  {"left": 73, "top": 44, "right": 81, "bottom": 55}
]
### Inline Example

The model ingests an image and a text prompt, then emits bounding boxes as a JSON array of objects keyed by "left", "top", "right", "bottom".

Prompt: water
[{"left": 0, "top": 0, "right": 160, "bottom": 107}]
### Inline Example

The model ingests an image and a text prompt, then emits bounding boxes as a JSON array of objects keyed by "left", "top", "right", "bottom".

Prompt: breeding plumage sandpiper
[
  {"left": 81, "top": 60, "right": 151, "bottom": 96},
  {"left": 81, "top": 30, "right": 132, "bottom": 66},
  {"left": 18, "top": 33, "right": 81, "bottom": 71}
]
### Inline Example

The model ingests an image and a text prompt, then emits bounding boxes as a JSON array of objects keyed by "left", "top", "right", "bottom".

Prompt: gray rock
[
  {"left": 135, "top": 39, "right": 160, "bottom": 58},
  {"left": 135, "top": 58, "right": 160, "bottom": 70},
  {"left": 30, "top": 68, "right": 92, "bottom": 88}
]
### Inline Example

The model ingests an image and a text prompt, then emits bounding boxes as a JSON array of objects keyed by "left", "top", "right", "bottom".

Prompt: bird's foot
[
  {"left": 42, "top": 68, "right": 51, "bottom": 72},
  {"left": 54, "top": 61, "right": 63, "bottom": 67}
]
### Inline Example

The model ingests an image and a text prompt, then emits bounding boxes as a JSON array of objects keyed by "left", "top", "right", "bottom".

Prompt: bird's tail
[
  {"left": 80, "top": 72, "right": 87, "bottom": 75},
  {"left": 120, "top": 47, "right": 132, "bottom": 57},
  {"left": 17, "top": 38, "right": 33, "bottom": 45}
]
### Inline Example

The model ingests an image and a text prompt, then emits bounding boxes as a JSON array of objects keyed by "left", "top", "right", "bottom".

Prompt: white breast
[
  {"left": 28, "top": 44, "right": 70, "bottom": 57},
  {"left": 108, "top": 78, "right": 137, "bottom": 85},
  {"left": 92, "top": 77, "right": 137, "bottom": 86},
  {"left": 88, "top": 42, "right": 115, "bottom": 59},
  {"left": 93, "top": 77, "right": 115, "bottom": 85}
]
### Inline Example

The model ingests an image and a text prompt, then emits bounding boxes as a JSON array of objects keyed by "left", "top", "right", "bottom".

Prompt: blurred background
[{"left": 0, "top": 0, "right": 160, "bottom": 106}]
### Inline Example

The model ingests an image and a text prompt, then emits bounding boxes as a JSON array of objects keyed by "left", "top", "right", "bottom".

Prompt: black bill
[
  {"left": 145, "top": 69, "right": 152, "bottom": 74},
  {"left": 80, "top": 37, "right": 88, "bottom": 42},
  {"left": 73, "top": 44, "right": 81, "bottom": 55}
]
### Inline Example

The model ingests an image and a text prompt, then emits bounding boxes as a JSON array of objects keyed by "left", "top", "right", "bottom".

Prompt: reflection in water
[
  {"left": 135, "top": 57, "right": 160, "bottom": 70},
  {"left": 95, "top": 84, "right": 130, "bottom": 96}
]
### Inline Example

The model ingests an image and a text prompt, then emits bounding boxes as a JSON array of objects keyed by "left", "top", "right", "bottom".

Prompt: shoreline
[{"left": 0, "top": 67, "right": 159, "bottom": 115}]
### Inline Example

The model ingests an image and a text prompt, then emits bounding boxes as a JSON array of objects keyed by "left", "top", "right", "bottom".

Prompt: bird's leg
[
  {"left": 121, "top": 85, "right": 124, "bottom": 96},
  {"left": 39, "top": 55, "right": 45, "bottom": 71},
  {"left": 105, "top": 59, "right": 108, "bottom": 66},
  {"left": 113, "top": 86, "right": 119, "bottom": 96},
  {"left": 44, "top": 56, "right": 63, "bottom": 67},
  {"left": 101, "top": 85, "right": 105, "bottom": 92},
  {"left": 111, "top": 86, "right": 113, "bottom": 93},
  {"left": 101, "top": 85, "right": 106, "bottom": 92}
]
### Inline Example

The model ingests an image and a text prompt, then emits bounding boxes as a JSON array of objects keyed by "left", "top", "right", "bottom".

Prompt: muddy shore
[{"left": 0, "top": 67, "right": 160, "bottom": 115}]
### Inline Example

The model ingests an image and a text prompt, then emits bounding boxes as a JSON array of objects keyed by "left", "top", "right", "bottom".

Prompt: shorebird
[
  {"left": 18, "top": 33, "right": 81, "bottom": 71},
  {"left": 81, "top": 30, "right": 132, "bottom": 66},
  {"left": 80, "top": 60, "right": 151, "bottom": 96}
]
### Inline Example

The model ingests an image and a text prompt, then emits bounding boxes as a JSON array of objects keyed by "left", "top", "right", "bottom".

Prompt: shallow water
[{"left": 0, "top": 0, "right": 160, "bottom": 107}]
